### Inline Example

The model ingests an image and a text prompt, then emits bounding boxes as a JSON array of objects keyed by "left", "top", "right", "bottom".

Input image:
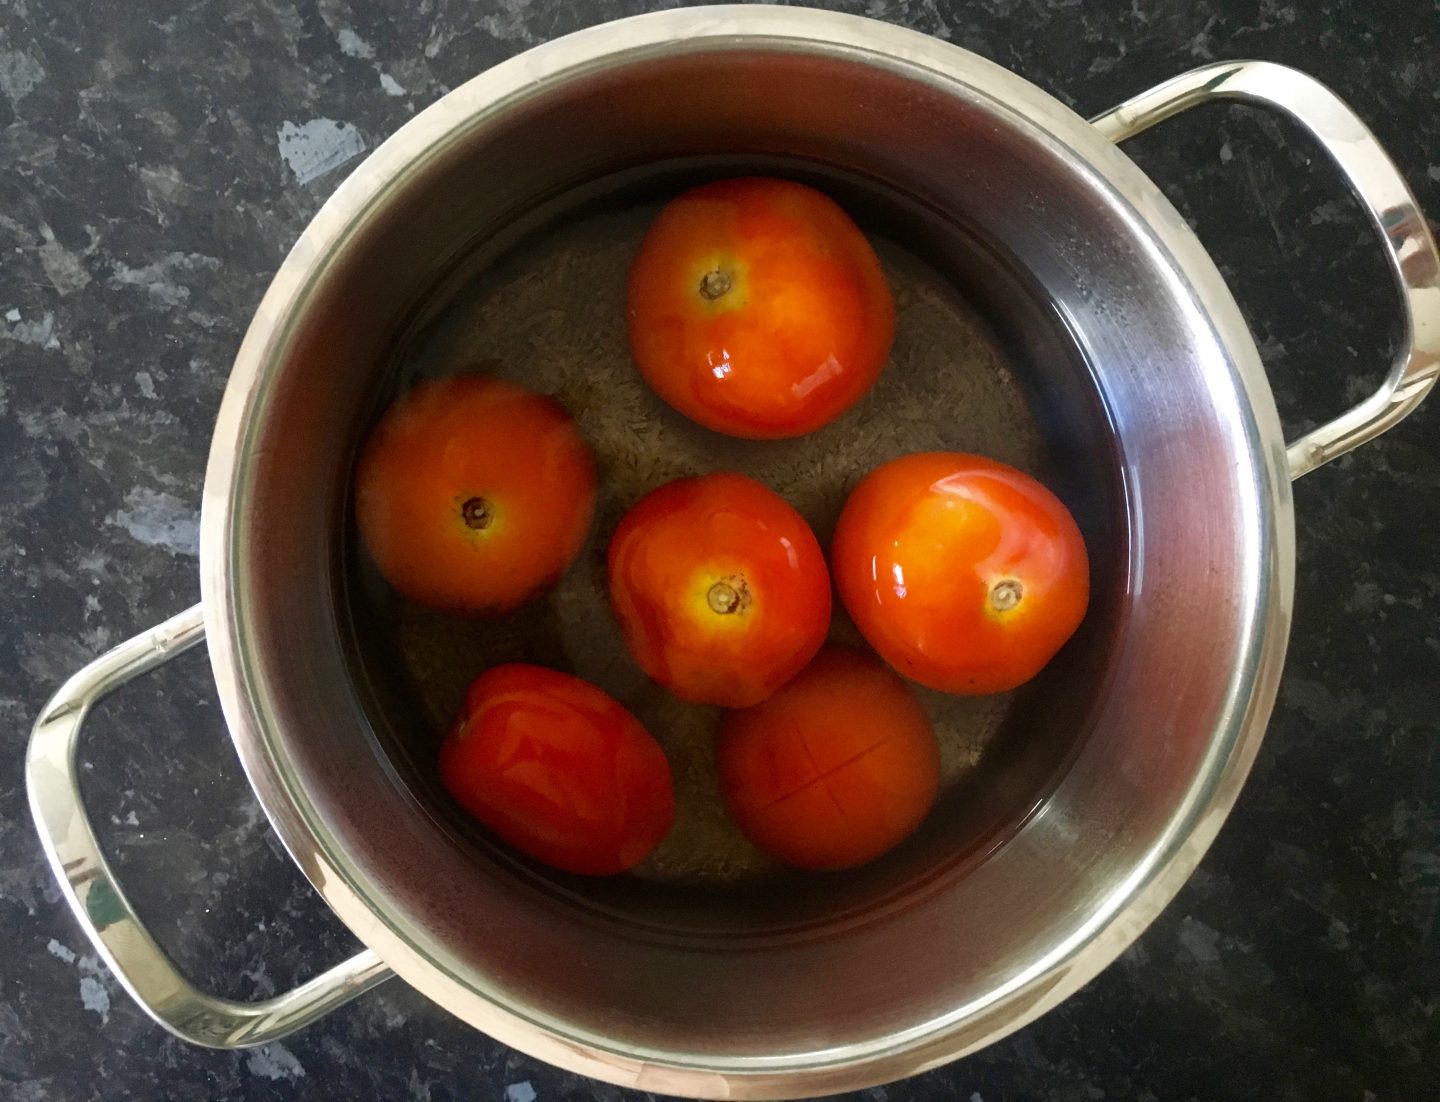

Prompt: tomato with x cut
[{"left": 717, "top": 645, "right": 940, "bottom": 870}]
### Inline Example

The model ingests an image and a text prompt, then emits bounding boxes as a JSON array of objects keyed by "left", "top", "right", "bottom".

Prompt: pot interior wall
[{"left": 230, "top": 42, "right": 1265, "bottom": 1061}]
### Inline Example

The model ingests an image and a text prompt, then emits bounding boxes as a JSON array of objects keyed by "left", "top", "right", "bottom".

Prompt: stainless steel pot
[{"left": 28, "top": 7, "right": 1438, "bottom": 1098}]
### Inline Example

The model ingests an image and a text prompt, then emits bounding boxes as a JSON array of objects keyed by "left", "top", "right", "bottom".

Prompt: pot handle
[
  {"left": 26, "top": 604, "right": 393, "bottom": 1048},
  {"left": 1091, "top": 60, "right": 1440, "bottom": 481}
]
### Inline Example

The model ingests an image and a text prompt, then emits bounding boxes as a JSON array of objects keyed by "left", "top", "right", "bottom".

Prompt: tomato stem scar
[
  {"left": 707, "top": 579, "right": 748, "bottom": 615},
  {"left": 990, "top": 578, "right": 1023, "bottom": 612},
  {"left": 461, "top": 496, "right": 494, "bottom": 530},
  {"left": 698, "top": 269, "right": 732, "bottom": 300}
]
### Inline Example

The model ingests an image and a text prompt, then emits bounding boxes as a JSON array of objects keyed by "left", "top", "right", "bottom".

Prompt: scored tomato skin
[
  {"left": 832, "top": 452, "right": 1090, "bottom": 694},
  {"left": 717, "top": 645, "right": 940, "bottom": 870},
  {"left": 438, "top": 664, "right": 675, "bottom": 876},
  {"left": 626, "top": 177, "right": 895, "bottom": 440},
  {"left": 607, "top": 471, "right": 832, "bottom": 708},
  {"left": 354, "top": 376, "right": 597, "bottom": 613}
]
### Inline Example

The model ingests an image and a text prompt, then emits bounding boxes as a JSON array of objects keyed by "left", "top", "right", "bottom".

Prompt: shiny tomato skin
[
  {"left": 438, "top": 664, "right": 675, "bottom": 876},
  {"left": 627, "top": 177, "right": 895, "bottom": 439},
  {"left": 832, "top": 452, "right": 1090, "bottom": 694},
  {"left": 607, "top": 472, "right": 831, "bottom": 708},
  {"left": 354, "top": 376, "right": 597, "bottom": 613},
  {"left": 718, "top": 645, "right": 940, "bottom": 870}
]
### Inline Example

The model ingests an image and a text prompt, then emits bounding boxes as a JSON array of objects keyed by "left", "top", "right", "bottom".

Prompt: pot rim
[{"left": 199, "top": 6, "right": 1294, "bottom": 1096}]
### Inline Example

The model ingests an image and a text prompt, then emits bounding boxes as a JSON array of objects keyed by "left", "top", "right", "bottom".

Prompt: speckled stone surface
[{"left": 2, "top": 1, "right": 1437, "bottom": 1099}]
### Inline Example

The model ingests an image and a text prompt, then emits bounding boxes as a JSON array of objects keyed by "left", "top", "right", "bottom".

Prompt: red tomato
[
  {"left": 717, "top": 645, "right": 940, "bottom": 870},
  {"left": 355, "top": 376, "right": 597, "bottom": 613},
  {"left": 832, "top": 452, "right": 1090, "bottom": 694},
  {"left": 438, "top": 664, "right": 675, "bottom": 876},
  {"left": 627, "top": 177, "right": 895, "bottom": 439},
  {"left": 607, "top": 472, "right": 831, "bottom": 708}
]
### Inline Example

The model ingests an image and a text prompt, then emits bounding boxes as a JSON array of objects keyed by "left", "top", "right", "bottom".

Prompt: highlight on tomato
[
  {"left": 438, "top": 663, "right": 675, "bottom": 876},
  {"left": 354, "top": 375, "right": 597, "bottom": 613},
  {"left": 626, "top": 176, "right": 895, "bottom": 439},
  {"left": 717, "top": 645, "right": 940, "bottom": 871},
  {"left": 606, "top": 471, "right": 831, "bottom": 708},
  {"left": 831, "top": 451, "right": 1090, "bottom": 694}
]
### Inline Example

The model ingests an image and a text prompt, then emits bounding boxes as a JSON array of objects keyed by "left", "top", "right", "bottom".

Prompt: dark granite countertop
[{"left": 3, "top": 1, "right": 1438, "bottom": 1099}]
